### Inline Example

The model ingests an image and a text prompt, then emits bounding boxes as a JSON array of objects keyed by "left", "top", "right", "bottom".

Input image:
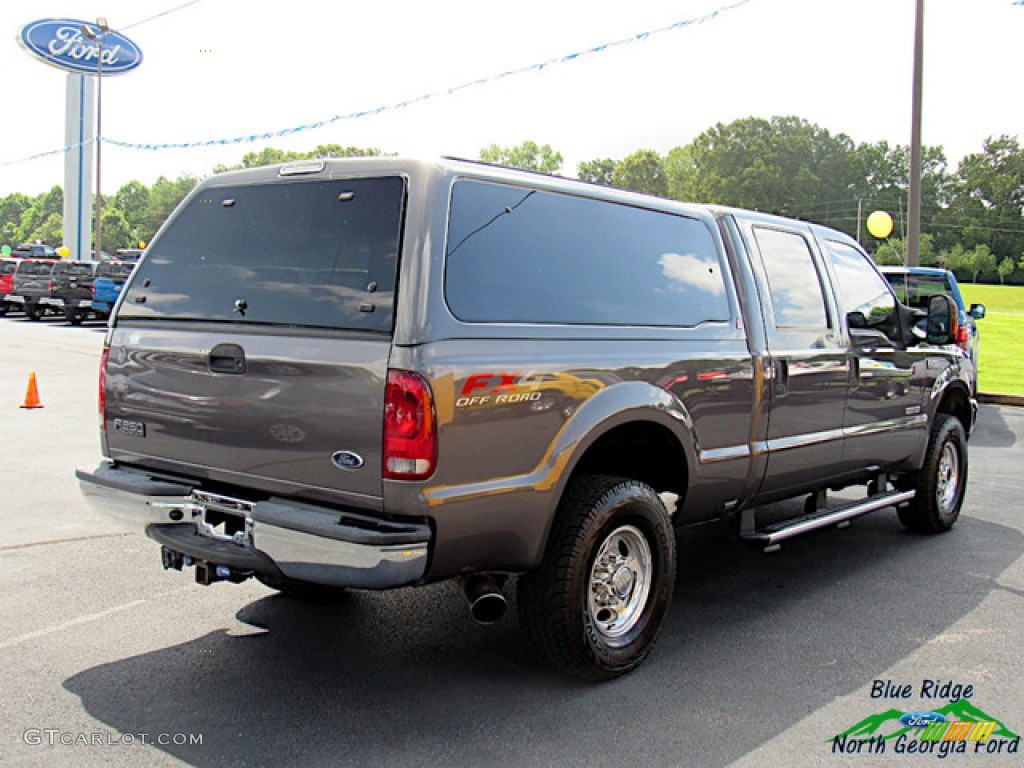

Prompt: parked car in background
[
  {"left": 12, "top": 243, "right": 56, "bottom": 259},
  {"left": 10, "top": 259, "right": 58, "bottom": 320},
  {"left": 51, "top": 260, "right": 100, "bottom": 324},
  {"left": 0, "top": 258, "right": 18, "bottom": 315},
  {"left": 91, "top": 260, "right": 136, "bottom": 319},
  {"left": 114, "top": 248, "right": 144, "bottom": 263},
  {"left": 879, "top": 266, "right": 985, "bottom": 391}
]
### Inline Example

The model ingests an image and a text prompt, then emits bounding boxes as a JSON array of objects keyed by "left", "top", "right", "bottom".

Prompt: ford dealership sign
[{"left": 18, "top": 19, "right": 142, "bottom": 76}]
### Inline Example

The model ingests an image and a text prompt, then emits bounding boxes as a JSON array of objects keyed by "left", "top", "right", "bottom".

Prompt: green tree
[
  {"left": 0, "top": 193, "right": 32, "bottom": 246},
  {"left": 100, "top": 207, "right": 133, "bottom": 252},
  {"left": 113, "top": 181, "right": 150, "bottom": 242},
  {"left": 479, "top": 141, "right": 562, "bottom": 174},
  {"left": 855, "top": 141, "right": 949, "bottom": 246},
  {"left": 17, "top": 186, "right": 64, "bottom": 243},
  {"left": 665, "top": 146, "right": 698, "bottom": 201},
  {"left": 612, "top": 150, "right": 668, "bottom": 197},
  {"left": 871, "top": 235, "right": 935, "bottom": 267},
  {"left": 996, "top": 256, "right": 1016, "bottom": 285},
  {"left": 963, "top": 243, "right": 996, "bottom": 283},
  {"left": 305, "top": 144, "right": 381, "bottom": 159},
  {"left": 688, "top": 116, "right": 860, "bottom": 231},
  {"left": 27, "top": 212, "right": 64, "bottom": 247},
  {"left": 943, "top": 135, "right": 1024, "bottom": 266},
  {"left": 577, "top": 158, "right": 617, "bottom": 186}
]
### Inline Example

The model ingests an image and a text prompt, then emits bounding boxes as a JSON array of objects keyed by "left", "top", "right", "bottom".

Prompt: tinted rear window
[
  {"left": 20, "top": 261, "right": 54, "bottom": 276},
  {"left": 120, "top": 177, "right": 405, "bottom": 331},
  {"left": 885, "top": 272, "right": 961, "bottom": 311},
  {"left": 445, "top": 180, "right": 729, "bottom": 326},
  {"left": 61, "top": 262, "right": 96, "bottom": 277},
  {"left": 96, "top": 262, "right": 134, "bottom": 279},
  {"left": 0, "top": 261, "right": 15, "bottom": 276}
]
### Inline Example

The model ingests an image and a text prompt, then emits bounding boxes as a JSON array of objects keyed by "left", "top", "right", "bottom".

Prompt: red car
[{"left": 0, "top": 259, "right": 18, "bottom": 315}]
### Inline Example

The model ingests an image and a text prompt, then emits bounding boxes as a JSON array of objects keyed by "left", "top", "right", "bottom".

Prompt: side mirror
[
  {"left": 970, "top": 303, "right": 986, "bottom": 320},
  {"left": 925, "top": 294, "right": 957, "bottom": 345}
]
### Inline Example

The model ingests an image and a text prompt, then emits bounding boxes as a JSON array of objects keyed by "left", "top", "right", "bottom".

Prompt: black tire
[
  {"left": 518, "top": 475, "right": 676, "bottom": 681},
  {"left": 0, "top": 303, "right": 8, "bottom": 317},
  {"left": 25, "top": 304, "right": 42, "bottom": 321},
  {"left": 64, "top": 307, "right": 84, "bottom": 326},
  {"left": 897, "top": 413, "right": 967, "bottom": 533},
  {"left": 255, "top": 573, "right": 348, "bottom": 601}
]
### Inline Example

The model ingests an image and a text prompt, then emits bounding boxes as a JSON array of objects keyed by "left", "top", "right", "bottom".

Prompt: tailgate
[
  {"left": 105, "top": 173, "right": 407, "bottom": 503},
  {"left": 105, "top": 327, "right": 389, "bottom": 499}
]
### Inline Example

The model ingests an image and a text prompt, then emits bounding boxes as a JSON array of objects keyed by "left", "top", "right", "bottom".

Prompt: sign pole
[{"left": 62, "top": 74, "right": 94, "bottom": 261}]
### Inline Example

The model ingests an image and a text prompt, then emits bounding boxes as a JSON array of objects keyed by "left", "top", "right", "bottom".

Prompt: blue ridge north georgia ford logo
[{"left": 18, "top": 18, "right": 143, "bottom": 76}]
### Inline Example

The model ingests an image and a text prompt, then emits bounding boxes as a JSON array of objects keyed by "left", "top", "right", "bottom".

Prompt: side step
[{"left": 740, "top": 486, "right": 915, "bottom": 552}]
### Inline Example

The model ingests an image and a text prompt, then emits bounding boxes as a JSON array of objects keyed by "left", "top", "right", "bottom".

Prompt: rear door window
[
  {"left": 120, "top": 176, "right": 406, "bottom": 332},
  {"left": 445, "top": 179, "right": 729, "bottom": 327},
  {"left": 752, "top": 227, "right": 829, "bottom": 329}
]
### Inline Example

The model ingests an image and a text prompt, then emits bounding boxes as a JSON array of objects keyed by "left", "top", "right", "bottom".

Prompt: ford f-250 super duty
[{"left": 77, "top": 157, "right": 973, "bottom": 680}]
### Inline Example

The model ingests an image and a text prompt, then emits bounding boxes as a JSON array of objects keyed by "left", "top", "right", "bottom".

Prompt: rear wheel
[
  {"left": 25, "top": 304, "right": 42, "bottom": 321},
  {"left": 64, "top": 307, "right": 84, "bottom": 325},
  {"left": 897, "top": 413, "right": 967, "bottom": 533},
  {"left": 518, "top": 475, "right": 676, "bottom": 681}
]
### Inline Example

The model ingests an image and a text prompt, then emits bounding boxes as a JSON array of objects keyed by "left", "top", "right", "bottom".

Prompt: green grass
[{"left": 959, "top": 284, "right": 1024, "bottom": 397}]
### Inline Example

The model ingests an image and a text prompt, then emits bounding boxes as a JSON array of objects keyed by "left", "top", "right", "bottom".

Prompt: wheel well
[
  {"left": 936, "top": 385, "right": 972, "bottom": 433},
  {"left": 569, "top": 421, "right": 688, "bottom": 500}
]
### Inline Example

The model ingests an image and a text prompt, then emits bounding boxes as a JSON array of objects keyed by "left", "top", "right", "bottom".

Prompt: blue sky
[{"left": 2, "top": 0, "right": 1021, "bottom": 196}]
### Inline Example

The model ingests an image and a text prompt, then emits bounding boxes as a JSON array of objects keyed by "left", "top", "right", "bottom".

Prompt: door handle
[
  {"left": 774, "top": 358, "right": 789, "bottom": 397},
  {"left": 208, "top": 343, "right": 246, "bottom": 374}
]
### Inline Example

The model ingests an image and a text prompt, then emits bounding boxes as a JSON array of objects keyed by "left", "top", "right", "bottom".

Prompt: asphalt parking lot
[{"left": 1, "top": 314, "right": 1022, "bottom": 768}]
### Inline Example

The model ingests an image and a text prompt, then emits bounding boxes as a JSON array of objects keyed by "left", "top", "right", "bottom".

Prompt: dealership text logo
[{"left": 831, "top": 679, "right": 1020, "bottom": 759}]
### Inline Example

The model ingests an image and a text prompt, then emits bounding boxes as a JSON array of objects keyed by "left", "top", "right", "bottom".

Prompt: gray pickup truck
[{"left": 77, "top": 157, "right": 974, "bottom": 680}]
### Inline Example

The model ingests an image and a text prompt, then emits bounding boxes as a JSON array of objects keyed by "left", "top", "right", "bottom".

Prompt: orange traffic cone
[{"left": 20, "top": 371, "right": 43, "bottom": 409}]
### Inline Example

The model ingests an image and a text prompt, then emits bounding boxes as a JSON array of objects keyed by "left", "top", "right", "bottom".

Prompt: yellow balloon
[
  {"left": 866, "top": 211, "right": 894, "bottom": 239},
  {"left": 56, "top": 246, "right": 70, "bottom": 259}
]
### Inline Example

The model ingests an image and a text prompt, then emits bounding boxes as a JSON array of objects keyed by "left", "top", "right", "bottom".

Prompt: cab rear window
[{"left": 120, "top": 176, "right": 406, "bottom": 332}]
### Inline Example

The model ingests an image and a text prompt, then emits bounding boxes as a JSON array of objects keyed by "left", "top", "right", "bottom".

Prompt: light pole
[
  {"left": 907, "top": 0, "right": 924, "bottom": 267},
  {"left": 80, "top": 18, "right": 109, "bottom": 261}
]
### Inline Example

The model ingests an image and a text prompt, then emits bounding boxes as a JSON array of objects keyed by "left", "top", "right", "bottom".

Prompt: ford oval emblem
[
  {"left": 331, "top": 451, "right": 364, "bottom": 470},
  {"left": 18, "top": 19, "right": 143, "bottom": 76},
  {"left": 899, "top": 711, "right": 946, "bottom": 728}
]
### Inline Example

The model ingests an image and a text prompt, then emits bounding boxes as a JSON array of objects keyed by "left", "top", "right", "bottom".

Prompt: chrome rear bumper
[{"left": 76, "top": 463, "right": 430, "bottom": 589}]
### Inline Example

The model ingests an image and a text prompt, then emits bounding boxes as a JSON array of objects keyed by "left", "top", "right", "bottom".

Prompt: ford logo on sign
[
  {"left": 899, "top": 711, "right": 946, "bottom": 729},
  {"left": 18, "top": 19, "right": 143, "bottom": 76}
]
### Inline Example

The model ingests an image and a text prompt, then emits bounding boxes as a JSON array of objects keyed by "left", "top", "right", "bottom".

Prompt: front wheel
[
  {"left": 897, "top": 413, "right": 968, "bottom": 533},
  {"left": 518, "top": 475, "right": 676, "bottom": 681}
]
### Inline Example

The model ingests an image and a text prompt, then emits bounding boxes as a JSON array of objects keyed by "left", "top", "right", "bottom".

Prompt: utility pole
[{"left": 907, "top": 0, "right": 925, "bottom": 266}]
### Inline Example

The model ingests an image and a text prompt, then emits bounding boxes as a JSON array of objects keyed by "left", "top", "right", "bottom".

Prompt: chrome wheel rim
[
  {"left": 936, "top": 441, "right": 960, "bottom": 514},
  {"left": 587, "top": 525, "right": 652, "bottom": 639}
]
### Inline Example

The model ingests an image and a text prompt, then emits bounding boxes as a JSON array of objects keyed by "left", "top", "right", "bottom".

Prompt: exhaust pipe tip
[{"left": 461, "top": 574, "right": 508, "bottom": 624}]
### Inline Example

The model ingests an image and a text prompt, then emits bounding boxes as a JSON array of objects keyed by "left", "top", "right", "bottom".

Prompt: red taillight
[
  {"left": 98, "top": 346, "right": 110, "bottom": 430},
  {"left": 956, "top": 324, "right": 970, "bottom": 351},
  {"left": 383, "top": 370, "right": 437, "bottom": 481}
]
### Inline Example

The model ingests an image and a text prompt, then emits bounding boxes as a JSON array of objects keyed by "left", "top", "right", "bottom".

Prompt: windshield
[{"left": 119, "top": 176, "right": 406, "bottom": 332}]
